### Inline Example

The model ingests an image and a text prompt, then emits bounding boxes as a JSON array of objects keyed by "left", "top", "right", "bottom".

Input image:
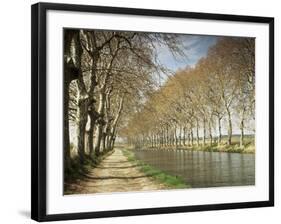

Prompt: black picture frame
[{"left": 31, "top": 2, "right": 274, "bottom": 222}]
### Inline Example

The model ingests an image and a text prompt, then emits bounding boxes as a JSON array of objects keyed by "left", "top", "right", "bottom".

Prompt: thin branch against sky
[
  {"left": 154, "top": 34, "right": 217, "bottom": 86},
  {"left": 157, "top": 35, "right": 217, "bottom": 71}
]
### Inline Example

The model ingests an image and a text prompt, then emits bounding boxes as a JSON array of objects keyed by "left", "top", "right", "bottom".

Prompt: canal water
[{"left": 133, "top": 149, "right": 255, "bottom": 188}]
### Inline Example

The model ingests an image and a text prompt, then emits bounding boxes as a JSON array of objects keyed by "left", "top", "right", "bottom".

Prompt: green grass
[{"left": 122, "top": 149, "right": 189, "bottom": 189}]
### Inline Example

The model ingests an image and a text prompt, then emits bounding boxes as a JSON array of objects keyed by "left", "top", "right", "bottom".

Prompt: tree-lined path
[{"left": 66, "top": 149, "right": 165, "bottom": 194}]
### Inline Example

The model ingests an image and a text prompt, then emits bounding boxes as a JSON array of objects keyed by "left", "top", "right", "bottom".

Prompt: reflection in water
[{"left": 134, "top": 149, "right": 255, "bottom": 188}]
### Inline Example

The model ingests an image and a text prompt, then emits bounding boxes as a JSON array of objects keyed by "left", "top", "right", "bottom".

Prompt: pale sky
[{"left": 156, "top": 34, "right": 217, "bottom": 72}]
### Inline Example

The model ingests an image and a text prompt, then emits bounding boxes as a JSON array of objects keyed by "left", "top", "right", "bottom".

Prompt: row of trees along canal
[
  {"left": 119, "top": 38, "right": 255, "bottom": 151},
  {"left": 64, "top": 29, "right": 184, "bottom": 172}
]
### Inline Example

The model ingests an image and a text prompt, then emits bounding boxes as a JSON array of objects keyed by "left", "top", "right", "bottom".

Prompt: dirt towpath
[{"left": 67, "top": 148, "right": 166, "bottom": 194}]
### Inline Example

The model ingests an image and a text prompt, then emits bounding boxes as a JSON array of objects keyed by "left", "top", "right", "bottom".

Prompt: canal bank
[{"left": 138, "top": 135, "right": 255, "bottom": 154}]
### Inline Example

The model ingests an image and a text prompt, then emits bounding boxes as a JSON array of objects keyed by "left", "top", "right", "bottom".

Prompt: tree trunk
[
  {"left": 101, "top": 134, "right": 105, "bottom": 152},
  {"left": 88, "top": 112, "right": 96, "bottom": 158},
  {"left": 196, "top": 118, "right": 200, "bottom": 146},
  {"left": 94, "top": 91, "right": 106, "bottom": 155},
  {"left": 218, "top": 116, "right": 222, "bottom": 145},
  {"left": 163, "top": 130, "right": 165, "bottom": 147},
  {"left": 240, "top": 107, "right": 246, "bottom": 148},
  {"left": 75, "top": 30, "right": 87, "bottom": 165},
  {"left": 171, "top": 131, "right": 174, "bottom": 146},
  {"left": 187, "top": 132, "right": 190, "bottom": 146},
  {"left": 102, "top": 120, "right": 110, "bottom": 151},
  {"left": 190, "top": 129, "right": 194, "bottom": 146},
  {"left": 94, "top": 123, "right": 103, "bottom": 156},
  {"left": 108, "top": 94, "right": 124, "bottom": 150},
  {"left": 166, "top": 126, "right": 169, "bottom": 146},
  {"left": 155, "top": 133, "right": 159, "bottom": 148},
  {"left": 226, "top": 108, "right": 232, "bottom": 145},
  {"left": 159, "top": 132, "right": 162, "bottom": 147},
  {"left": 179, "top": 125, "right": 182, "bottom": 146},
  {"left": 105, "top": 131, "right": 110, "bottom": 149},
  {"left": 183, "top": 126, "right": 186, "bottom": 146},
  {"left": 86, "top": 48, "right": 99, "bottom": 157},
  {"left": 76, "top": 96, "right": 88, "bottom": 164},
  {"left": 203, "top": 118, "right": 206, "bottom": 146},
  {"left": 111, "top": 135, "right": 116, "bottom": 150},
  {"left": 240, "top": 122, "right": 244, "bottom": 148},
  {"left": 63, "top": 80, "right": 71, "bottom": 171},
  {"left": 208, "top": 120, "right": 213, "bottom": 146},
  {"left": 174, "top": 126, "right": 178, "bottom": 148},
  {"left": 63, "top": 30, "right": 80, "bottom": 170}
]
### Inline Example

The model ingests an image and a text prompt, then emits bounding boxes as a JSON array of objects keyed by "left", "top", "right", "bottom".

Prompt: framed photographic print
[{"left": 31, "top": 2, "right": 274, "bottom": 222}]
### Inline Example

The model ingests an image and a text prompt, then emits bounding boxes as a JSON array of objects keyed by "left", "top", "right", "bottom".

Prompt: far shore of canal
[{"left": 133, "top": 142, "right": 255, "bottom": 154}]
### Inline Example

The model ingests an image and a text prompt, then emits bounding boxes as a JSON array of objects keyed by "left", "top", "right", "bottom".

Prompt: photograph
[
  {"left": 0, "top": 0, "right": 278, "bottom": 223},
  {"left": 63, "top": 29, "right": 256, "bottom": 195}
]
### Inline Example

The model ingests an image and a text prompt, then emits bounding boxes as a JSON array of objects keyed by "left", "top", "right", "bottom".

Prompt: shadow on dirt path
[{"left": 66, "top": 148, "right": 166, "bottom": 194}]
